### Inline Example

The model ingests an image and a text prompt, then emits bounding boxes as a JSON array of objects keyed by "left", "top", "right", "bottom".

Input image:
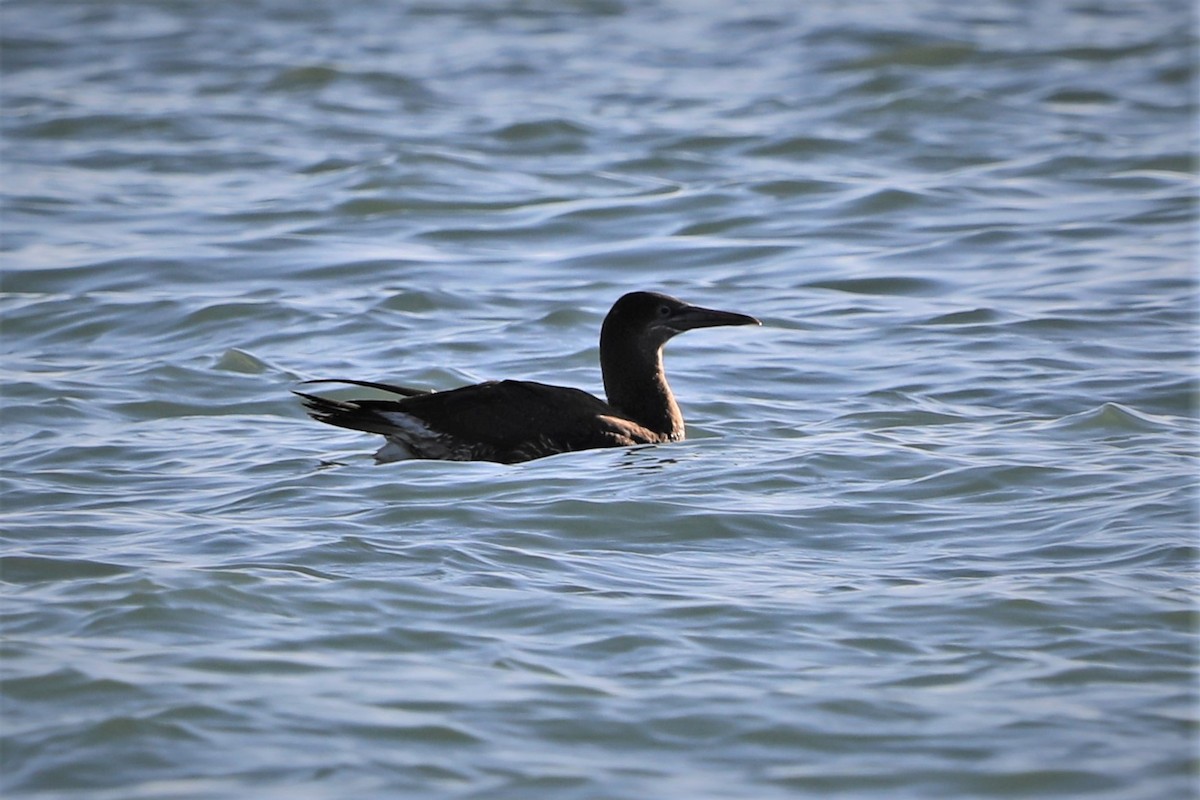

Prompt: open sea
[{"left": 2, "top": 1, "right": 1197, "bottom": 798}]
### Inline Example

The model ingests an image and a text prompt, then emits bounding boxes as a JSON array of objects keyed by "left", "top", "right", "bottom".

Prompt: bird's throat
[{"left": 601, "top": 344, "right": 684, "bottom": 440}]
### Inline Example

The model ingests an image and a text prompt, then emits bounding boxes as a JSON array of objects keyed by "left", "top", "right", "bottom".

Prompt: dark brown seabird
[{"left": 295, "top": 291, "right": 760, "bottom": 464}]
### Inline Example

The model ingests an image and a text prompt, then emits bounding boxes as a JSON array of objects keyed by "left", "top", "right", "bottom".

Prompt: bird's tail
[
  {"left": 297, "top": 378, "right": 432, "bottom": 397},
  {"left": 293, "top": 390, "right": 400, "bottom": 436}
]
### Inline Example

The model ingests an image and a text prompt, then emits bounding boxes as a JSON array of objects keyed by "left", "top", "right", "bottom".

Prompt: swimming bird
[{"left": 295, "top": 291, "right": 760, "bottom": 464}]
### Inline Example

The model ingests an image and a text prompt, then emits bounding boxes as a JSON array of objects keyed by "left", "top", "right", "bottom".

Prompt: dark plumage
[{"left": 296, "top": 291, "right": 760, "bottom": 464}]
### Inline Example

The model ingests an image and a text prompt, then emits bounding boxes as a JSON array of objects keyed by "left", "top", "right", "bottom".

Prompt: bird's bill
[{"left": 670, "top": 303, "right": 761, "bottom": 331}]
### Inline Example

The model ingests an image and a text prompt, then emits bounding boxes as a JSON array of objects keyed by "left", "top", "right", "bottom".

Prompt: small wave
[
  {"left": 1037, "top": 402, "right": 1180, "bottom": 434},
  {"left": 806, "top": 275, "right": 950, "bottom": 297},
  {"left": 489, "top": 119, "right": 592, "bottom": 154},
  {"left": 0, "top": 555, "right": 130, "bottom": 584}
]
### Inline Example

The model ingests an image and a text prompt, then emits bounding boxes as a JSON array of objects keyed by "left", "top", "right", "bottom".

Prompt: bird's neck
[{"left": 601, "top": 342, "right": 684, "bottom": 440}]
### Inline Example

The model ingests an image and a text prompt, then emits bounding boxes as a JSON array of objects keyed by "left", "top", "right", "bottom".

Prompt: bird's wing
[
  {"left": 300, "top": 379, "right": 661, "bottom": 461},
  {"left": 386, "top": 380, "right": 653, "bottom": 450}
]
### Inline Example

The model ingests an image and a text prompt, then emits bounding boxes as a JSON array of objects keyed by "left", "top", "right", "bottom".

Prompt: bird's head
[{"left": 601, "top": 291, "right": 761, "bottom": 356}]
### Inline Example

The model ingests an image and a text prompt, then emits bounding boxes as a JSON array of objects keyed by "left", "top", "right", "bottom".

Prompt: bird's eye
[{"left": 657, "top": 304, "right": 672, "bottom": 317}]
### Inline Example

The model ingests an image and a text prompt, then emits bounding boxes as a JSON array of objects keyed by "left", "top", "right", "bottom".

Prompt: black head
[{"left": 601, "top": 291, "right": 760, "bottom": 354}]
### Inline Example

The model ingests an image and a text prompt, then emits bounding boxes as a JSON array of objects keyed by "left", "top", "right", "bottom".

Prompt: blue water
[{"left": 2, "top": 1, "right": 1197, "bottom": 798}]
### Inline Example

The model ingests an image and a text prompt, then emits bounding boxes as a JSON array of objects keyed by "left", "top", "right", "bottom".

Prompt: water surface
[{"left": 2, "top": 1, "right": 1197, "bottom": 798}]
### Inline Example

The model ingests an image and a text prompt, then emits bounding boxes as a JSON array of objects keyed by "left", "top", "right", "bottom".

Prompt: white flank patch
[
  {"left": 377, "top": 411, "right": 464, "bottom": 460},
  {"left": 374, "top": 440, "right": 415, "bottom": 463}
]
